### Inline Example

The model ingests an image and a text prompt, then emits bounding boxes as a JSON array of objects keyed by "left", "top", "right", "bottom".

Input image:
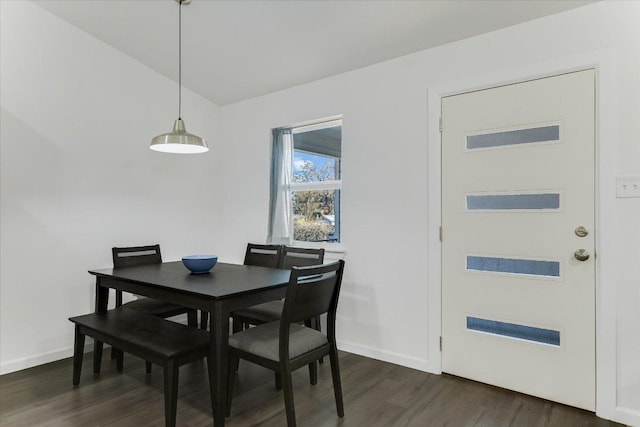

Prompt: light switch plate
[{"left": 616, "top": 176, "right": 640, "bottom": 198}]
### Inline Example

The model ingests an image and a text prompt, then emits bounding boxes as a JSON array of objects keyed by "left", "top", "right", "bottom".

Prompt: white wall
[
  {"left": 1, "top": 1, "right": 638, "bottom": 425},
  {"left": 216, "top": 2, "right": 640, "bottom": 424},
  {"left": 0, "top": 2, "right": 220, "bottom": 372}
]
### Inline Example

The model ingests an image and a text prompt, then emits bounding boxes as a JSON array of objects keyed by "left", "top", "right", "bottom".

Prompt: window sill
[{"left": 289, "top": 241, "right": 346, "bottom": 258}]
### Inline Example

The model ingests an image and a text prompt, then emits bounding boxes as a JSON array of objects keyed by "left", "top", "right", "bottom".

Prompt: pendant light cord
[{"left": 178, "top": 0, "right": 182, "bottom": 120}]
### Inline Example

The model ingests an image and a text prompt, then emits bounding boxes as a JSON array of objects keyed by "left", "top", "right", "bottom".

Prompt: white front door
[{"left": 441, "top": 70, "right": 596, "bottom": 410}]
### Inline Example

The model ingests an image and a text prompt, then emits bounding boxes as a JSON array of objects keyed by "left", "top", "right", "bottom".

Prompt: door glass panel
[
  {"left": 466, "top": 256, "right": 560, "bottom": 277},
  {"left": 466, "top": 193, "right": 560, "bottom": 210},
  {"left": 467, "top": 317, "right": 560, "bottom": 346},
  {"left": 466, "top": 125, "right": 559, "bottom": 150}
]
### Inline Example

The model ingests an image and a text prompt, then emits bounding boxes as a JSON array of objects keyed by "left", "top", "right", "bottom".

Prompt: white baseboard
[
  {"left": 337, "top": 339, "right": 432, "bottom": 373},
  {"left": 1, "top": 341, "right": 430, "bottom": 377},
  {"left": 613, "top": 406, "right": 640, "bottom": 427},
  {"left": 0, "top": 314, "right": 190, "bottom": 376},
  {"left": 0, "top": 340, "right": 95, "bottom": 376}
]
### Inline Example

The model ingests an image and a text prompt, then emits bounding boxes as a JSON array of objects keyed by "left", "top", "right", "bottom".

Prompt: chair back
[
  {"left": 280, "top": 260, "right": 345, "bottom": 340},
  {"left": 244, "top": 243, "right": 283, "bottom": 268},
  {"left": 280, "top": 246, "right": 325, "bottom": 269},
  {"left": 112, "top": 244, "right": 162, "bottom": 268}
]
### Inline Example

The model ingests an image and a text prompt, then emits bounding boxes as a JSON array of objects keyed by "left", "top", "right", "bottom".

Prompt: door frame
[{"left": 426, "top": 49, "right": 620, "bottom": 421}]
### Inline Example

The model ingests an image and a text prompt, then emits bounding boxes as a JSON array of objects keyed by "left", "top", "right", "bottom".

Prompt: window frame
[{"left": 287, "top": 118, "right": 343, "bottom": 248}]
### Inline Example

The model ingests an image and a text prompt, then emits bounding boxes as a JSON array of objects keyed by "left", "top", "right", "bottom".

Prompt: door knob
[{"left": 574, "top": 249, "right": 590, "bottom": 261}]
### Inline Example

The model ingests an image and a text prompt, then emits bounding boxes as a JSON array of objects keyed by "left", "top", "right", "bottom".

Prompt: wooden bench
[{"left": 69, "top": 308, "right": 211, "bottom": 427}]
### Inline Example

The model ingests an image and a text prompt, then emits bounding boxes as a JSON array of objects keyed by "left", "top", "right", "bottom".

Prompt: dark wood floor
[{"left": 0, "top": 350, "right": 624, "bottom": 427}]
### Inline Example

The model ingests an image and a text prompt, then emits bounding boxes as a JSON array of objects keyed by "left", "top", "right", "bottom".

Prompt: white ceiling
[{"left": 34, "top": 0, "right": 595, "bottom": 106}]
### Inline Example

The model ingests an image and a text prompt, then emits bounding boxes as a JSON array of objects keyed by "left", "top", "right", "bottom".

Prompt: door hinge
[
  {"left": 439, "top": 336, "right": 443, "bottom": 351},
  {"left": 439, "top": 117, "right": 443, "bottom": 133},
  {"left": 439, "top": 226, "right": 443, "bottom": 242}
]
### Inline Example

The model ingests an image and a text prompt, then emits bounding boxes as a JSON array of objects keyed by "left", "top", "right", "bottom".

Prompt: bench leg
[
  {"left": 73, "top": 326, "right": 85, "bottom": 385},
  {"left": 164, "top": 360, "right": 179, "bottom": 427},
  {"left": 146, "top": 361, "right": 152, "bottom": 374},
  {"left": 93, "top": 340, "right": 103, "bottom": 375}
]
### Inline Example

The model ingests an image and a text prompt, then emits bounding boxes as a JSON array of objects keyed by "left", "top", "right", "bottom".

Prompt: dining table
[{"left": 88, "top": 261, "right": 292, "bottom": 426}]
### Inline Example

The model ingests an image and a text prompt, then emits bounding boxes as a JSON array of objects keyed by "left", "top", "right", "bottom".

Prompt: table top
[{"left": 89, "top": 261, "right": 291, "bottom": 300}]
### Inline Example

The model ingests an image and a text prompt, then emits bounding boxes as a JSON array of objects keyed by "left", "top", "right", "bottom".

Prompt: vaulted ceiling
[{"left": 35, "top": 0, "right": 595, "bottom": 106}]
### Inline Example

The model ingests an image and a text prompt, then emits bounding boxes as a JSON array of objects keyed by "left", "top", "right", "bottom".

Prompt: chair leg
[
  {"left": 164, "top": 359, "right": 179, "bottom": 427},
  {"left": 72, "top": 326, "right": 85, "bottom": 385},
  {"left": 281, "top": 365, "right": 297, "bottom": 427},
  {"left": 275, "top": 372, "right": 282, "bottom": 390},
  {"left": 308, "top": 361, "right": 318, "bottom": 386},
  {"left": 110, "top": 289, "right": 122, "bottom": 363},
  {"left": 93, "top": 340, "right": 103, "bottom": 375},
  {"left": 207, "top": 354, "right": 216, "bottom": 420},
  {"left": 115, "top": 348, "right": 124, "bottom": 373},
  {"left": 200, "top": 312, "right": 209, "bottom": 330},
  {"left": 187, "top": 310, "right": 198, "bottom": 327},
  {"left": 146, "top": 361, "right": 152, "bottom": 374},
  {"left": 304, "top": 310, "right": 321, "bottom": 379},
  {"left": 313, "top": 316, "right": 324, "bottom": 364},
  {"left": 226, "top": 354, "right": 240, "bottom": 417},
  {"left": 231, "top": 315, "right": 243, "bottom": 334},
  {"left": 329, "top": 347, "right": 344, "bottom": 417},
  {"left": 205, "top": 356, "right": 215, "bottom": 417}
]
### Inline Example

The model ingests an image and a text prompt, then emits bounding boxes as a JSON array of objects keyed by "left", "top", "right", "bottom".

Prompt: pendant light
[{"left": 150, "top": 0, "right": 208, "bottom": 154}]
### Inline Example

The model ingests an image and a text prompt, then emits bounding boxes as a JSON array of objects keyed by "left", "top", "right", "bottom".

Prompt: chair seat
[
  {"left": 122, "top": 297, "right": 191, "bottom": 318},
  {"left": 233, "top": 300, "right": 283, "bottom": 324},
  {"left": 229, "top": 321, "right": 327, "bottom": 362}
]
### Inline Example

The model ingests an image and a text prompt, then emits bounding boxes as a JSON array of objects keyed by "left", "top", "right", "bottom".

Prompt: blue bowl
[{"left": 182, "top": 255, "right": 218, "bottom": 274}]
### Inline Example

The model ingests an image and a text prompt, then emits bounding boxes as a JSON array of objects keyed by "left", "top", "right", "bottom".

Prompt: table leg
[
  {"left": 93, "top": 279, "right": 109, "bottom": 374},
  {"left": 210, "top": 301, "right": 229, "bottom": 426}
]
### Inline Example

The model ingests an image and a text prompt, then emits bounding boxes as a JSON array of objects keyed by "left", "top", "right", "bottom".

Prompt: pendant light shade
[
  {"left": 150, "top": 0, "right": 208, "bottom": 154},
  {"left": 150, "top": 119, "right": 208, "bottom": 154}
]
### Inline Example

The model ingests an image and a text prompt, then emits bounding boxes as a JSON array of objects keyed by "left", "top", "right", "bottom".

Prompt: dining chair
[
  {"left": 243, "top": 242, "right": 284, "bottom": 268},
  {"left": 231, "top": 246, "right": 325, "bottom": 333},
  {"left": 200, "top": 243, "right": 283, "bottom": 330},
  {"left": 232, "top": 246, "right": 326, "bottom": 386},
  {"left": 112, "top": 244, "right": 199, "bottom": 373},
  {"left": 226, "top": 260, "right": 345, "bottom": 427}
]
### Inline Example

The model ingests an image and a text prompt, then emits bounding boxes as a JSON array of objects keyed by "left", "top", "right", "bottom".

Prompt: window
[
  {"left": 268, "top": 118, "right": 342, "bottom": 244},
  {"left": 291, "top": 120, "right": 342, "bottom": 242}
]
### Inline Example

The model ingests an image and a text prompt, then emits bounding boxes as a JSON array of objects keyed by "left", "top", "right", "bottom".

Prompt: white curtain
[{"left": 267, "top": 128, "right": 293, "bottom": 243}]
